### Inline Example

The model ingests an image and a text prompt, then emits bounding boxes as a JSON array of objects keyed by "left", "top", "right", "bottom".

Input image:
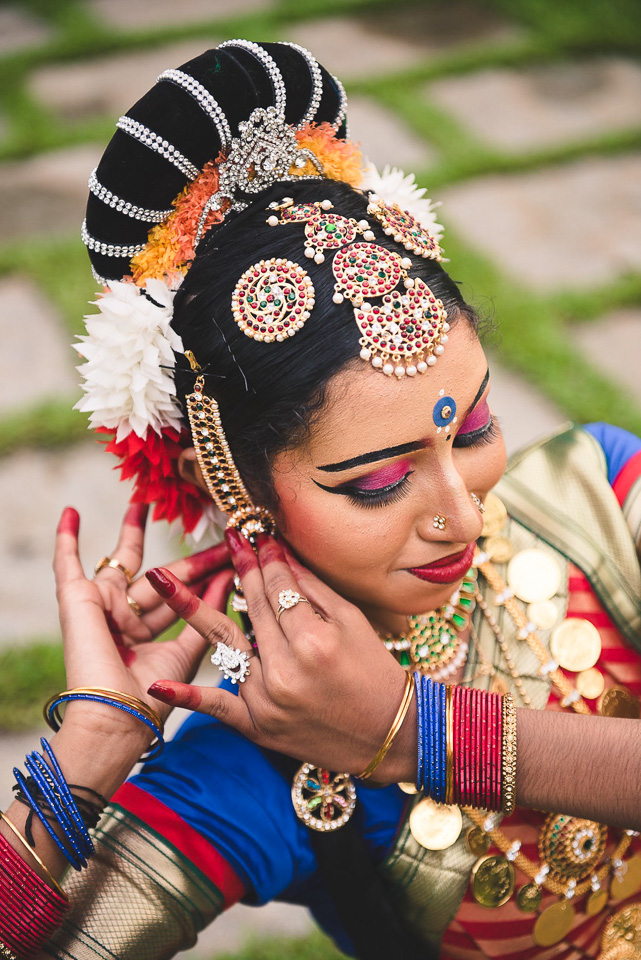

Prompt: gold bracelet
[
  {"left": 501, "top": 693, "right": 517, "bottom": 815},
  {"left": 0, "top": 941, "right": 18, "bottom": 960},
  {"left": 0, "top": 809, "right": 68, "bottom": 900},
  {"left": 44, "top": 687, "right": 164, "bottom": 735},
  {"left": 445, "top": 685, "right": 454, "bottom": 804},
  {"left": 358, "top": 672, "right": 414, "bottom": 780}
]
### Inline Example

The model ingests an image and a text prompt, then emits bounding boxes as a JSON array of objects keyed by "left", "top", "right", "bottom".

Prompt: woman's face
[{"left": 271, "top": 322, "right": 506, "bottom": 633}]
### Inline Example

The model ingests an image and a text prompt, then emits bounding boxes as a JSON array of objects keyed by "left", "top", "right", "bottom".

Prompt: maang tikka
[
  {"left": 184, "top": 351, "right": 274, "bottom": 541},
  {"left": 236, "top": 196, "right": 451, "bottom": 379}
]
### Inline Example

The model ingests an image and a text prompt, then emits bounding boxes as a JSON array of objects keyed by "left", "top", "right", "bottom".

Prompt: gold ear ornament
[{"left": 186, "top": 372, "right": 274, "bottom": 540}]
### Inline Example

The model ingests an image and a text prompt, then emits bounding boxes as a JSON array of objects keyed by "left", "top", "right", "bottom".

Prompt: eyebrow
[{"left": 316, "top": 367, "right": 490, "bottom": 474}]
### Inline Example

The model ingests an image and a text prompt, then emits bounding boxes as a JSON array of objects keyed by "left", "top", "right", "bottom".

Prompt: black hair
[{"left": 172, "top": 177, "right": 478, "bottom": 511}]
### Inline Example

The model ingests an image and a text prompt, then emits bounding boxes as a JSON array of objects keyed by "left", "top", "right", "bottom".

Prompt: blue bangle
[
  {"left": 432, "top": 681, "right": 446, "bottom": 804},
  {"left": 12, "top": 767, "right": 84, "bottom": 869},
  {"left": 427, "top": 678, "right": 436, "bottom": 799},
  {"left": 414, "top": 672, "right": 424, "bottom": 792},
  {"left": 45, "top": 693, "right": 164, "bottom": 760},
  {"left": 24, "top": 753, "right": 87, "bottom": 866},
  {"left": 26, "top": 749, "right": 93, "bottom": 861},
  {"left": 431, "top": 680, "right": 440, "bottom": 802},
  {"left": 40, "top": 738, "right": 94, "bottom": 855},
  {"left": 439, "top": 683, "right": 447, "bottom": 803}
]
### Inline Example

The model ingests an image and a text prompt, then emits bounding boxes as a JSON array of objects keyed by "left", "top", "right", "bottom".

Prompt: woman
[{"left": 1, "top": 40, "right": 640, "bottom": 960}]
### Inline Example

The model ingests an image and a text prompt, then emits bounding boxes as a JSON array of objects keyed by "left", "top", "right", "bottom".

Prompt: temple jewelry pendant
[{"left": 291, "top": 763, "right": 356, "bottom": 832}]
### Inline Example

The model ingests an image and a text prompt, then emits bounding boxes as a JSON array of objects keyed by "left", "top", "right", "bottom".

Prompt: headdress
[{"left": 74, "top": 40, "right": 445, "bottom": 539}]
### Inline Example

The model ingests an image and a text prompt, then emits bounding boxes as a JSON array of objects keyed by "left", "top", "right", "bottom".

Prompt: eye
[
  {"left": 343, "top": 470, "right": 413, "bottom": 510},
  {"left": 454, "top": 399, "right": 498, "bottom": 448}
]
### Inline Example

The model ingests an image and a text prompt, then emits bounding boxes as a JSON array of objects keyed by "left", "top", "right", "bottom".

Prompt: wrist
[{"left": 51, "top": 708, "right": 151, "bottom": 800}]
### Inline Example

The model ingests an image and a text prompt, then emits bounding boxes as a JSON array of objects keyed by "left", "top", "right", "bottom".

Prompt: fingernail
[
  {"left": 146, "top": 568, "right": 176, "bottom": 598},
  {"left": 148, "top": 682, "right": 176, "bottom": 702},
  {"left": 224, "top": 528, "right": 244, "bottom": 554},
  {"left": 255, "top": 532, "right": 271, "bottom": 549},
  {"left": 57, "top": 507, "right": 79, "bottom": 537}
]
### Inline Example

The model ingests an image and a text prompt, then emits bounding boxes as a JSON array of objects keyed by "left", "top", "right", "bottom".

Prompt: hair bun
[{"left": 84, "top": 40, "right": 348, "bottom": 282}]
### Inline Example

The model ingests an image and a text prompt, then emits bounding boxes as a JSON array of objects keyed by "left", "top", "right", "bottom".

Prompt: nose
[{"left": 415, "top": 461, "right": 484, "bottom": 544}]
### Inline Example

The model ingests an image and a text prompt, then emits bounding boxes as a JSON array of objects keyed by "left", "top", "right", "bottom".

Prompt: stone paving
[
  {"left": 0, "top": 3, "right": 640, "bottom": 956},
  {"left": 442, "top": 153, "right": 641, "bottom": 290}
]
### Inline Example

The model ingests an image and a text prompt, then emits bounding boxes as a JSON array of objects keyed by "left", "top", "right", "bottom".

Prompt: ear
[{"left": 177, "top": 447, "right": 210, "bottom": 494}]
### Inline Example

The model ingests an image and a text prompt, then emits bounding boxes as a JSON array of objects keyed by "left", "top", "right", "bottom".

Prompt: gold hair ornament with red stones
[{"left": 260, "top": 197, "right": 450, "bottom": 378}]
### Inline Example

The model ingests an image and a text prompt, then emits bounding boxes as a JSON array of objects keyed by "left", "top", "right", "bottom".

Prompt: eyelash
[
  {"left": 343, "top": 471, "right": 413, "bottom": 510},
  {"left": 453, "top": 415, "right": 498, "bottom": 449},
  {"left": 338, "top": 416, "right": 499, "bottom": 509}
]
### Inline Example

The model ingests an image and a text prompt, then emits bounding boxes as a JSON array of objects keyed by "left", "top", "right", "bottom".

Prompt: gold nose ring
[{"left": 433, "top": 515, "right": 447, "bottom": 530}]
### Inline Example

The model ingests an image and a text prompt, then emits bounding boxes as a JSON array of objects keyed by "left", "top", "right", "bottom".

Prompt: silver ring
[
  {"left": 211, "top": 642, "right": 255, "bottom": 684},
  {"left": 276, "top": 589, "right": 310, "bottom": 623}
]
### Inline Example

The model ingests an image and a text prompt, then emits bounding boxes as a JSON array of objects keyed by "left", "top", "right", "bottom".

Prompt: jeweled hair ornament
[
  {"left": 263, "top": 197, "right": 449, "bottom": 377},
  {"left": 76, "top": 38, "right": 445, "bottom": 536}
]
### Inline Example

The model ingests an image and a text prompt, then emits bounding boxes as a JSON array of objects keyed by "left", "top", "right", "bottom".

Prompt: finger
[
  {"left": 94, "top": 502, "right": 148, "bottom": 586},
  {"left": 53, "top": 509, "right": 131, "bottom": 665},
  {"left": 255, "top": 534, "right": 322, "bottom": 630},
  {"left": 145, "top": 567, "right": 251, "bottom": 652},
  {"left": 224, "top": 529, "right": 284, "bottom": 647},
  {"left": 141, "top": 568, "right": 235, "bottom": 638},
  {"left": 128, "top": 542, "right": 232, "bottom": 613},
  {"left": 53, "top": 507, "right": 84, "bottom": 586},
  {"left": 147, "top": 681, "right": 256, "bottom": 736}
]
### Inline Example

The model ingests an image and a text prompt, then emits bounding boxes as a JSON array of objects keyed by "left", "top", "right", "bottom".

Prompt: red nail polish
[
  {"left": 146, "top": 568, "right": 176, "bottom": 598},
  {"left": 125, "top": 502, "right": 148, "bottom": 528},
  {"left": 148, "top": 682, "right": 176, "bottom": 702},
  {"left": 225, "top": 528, "right": 244, "bottom": 554},
  {"left": 57, "top": 507, "right": 79, "bottom": 537}
]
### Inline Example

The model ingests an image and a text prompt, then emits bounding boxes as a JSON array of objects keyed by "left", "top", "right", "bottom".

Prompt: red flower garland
[{"left": 98, "top": 427, "right": 210, "bottom": 534}]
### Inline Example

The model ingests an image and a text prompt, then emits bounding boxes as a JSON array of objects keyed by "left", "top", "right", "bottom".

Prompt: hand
[
  {"left": 54, "top": 505, "right": 233, "bottom": 743},
  {"left": 146, "top": 530, "right": 414, "bottom": 782}
]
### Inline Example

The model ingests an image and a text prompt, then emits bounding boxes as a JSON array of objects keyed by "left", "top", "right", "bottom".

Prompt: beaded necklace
[{"left": 382, "top": 569, "right": 476, "bottom": 680}]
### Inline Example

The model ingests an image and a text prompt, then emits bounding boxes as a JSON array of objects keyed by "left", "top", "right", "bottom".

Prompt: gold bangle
[
  {"left": 445, "top": 685, "right": 454, "bottom": 804},
  {"left": 44, "top": 687, "right": 164, "bottom": 735},
  {"left": 501, "top": 693, "right": 517, "bottom": 815},
  {"left": 358, "top": 672, "right": 414, "bottom": 780},
  {"left": 0, "top": 809, "right": 68, "bottom": 901}
]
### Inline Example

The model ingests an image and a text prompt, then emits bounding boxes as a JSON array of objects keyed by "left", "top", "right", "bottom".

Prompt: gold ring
[
  {"left": 127, "top": 594, "right": 142, "bottom": 618},
  {"left": 276, "top": 590, "right": 310, "bottom": 623},
  {"left": 94, "top": 556, "right": 134, "bottom": 586}
]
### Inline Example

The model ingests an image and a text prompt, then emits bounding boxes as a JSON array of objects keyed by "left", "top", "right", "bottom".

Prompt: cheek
[{"left": 274, "top": 483, "right": 401, "bottom": 584}]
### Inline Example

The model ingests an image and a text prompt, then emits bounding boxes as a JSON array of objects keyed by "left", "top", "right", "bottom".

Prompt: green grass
[
  {"left": 0, "top": 641, "right": 65, "bottom": 731},
  {"left": 213, "top": 930, "right": 346, "bottom": 960}
]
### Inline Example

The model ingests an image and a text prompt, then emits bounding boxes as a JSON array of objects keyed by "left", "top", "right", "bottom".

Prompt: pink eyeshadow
[
  {"left": 458, "top": 399, "right": 490, "bottom": 434},
  {"left": 352, "top": 459, "right": 411, "bottom": 491}
]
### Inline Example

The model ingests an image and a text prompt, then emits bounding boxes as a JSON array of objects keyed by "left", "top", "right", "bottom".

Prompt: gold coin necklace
[
  {"left": 462, "top": 499, "right": 640, "bottom": 945},
  {"left": 382, "top": 568, "right": 476, "bottom": 680}
]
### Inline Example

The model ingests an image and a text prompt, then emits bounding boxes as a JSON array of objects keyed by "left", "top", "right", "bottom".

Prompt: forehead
[{"left": 302, "top": 323, "right": 486, "bottom": 465}]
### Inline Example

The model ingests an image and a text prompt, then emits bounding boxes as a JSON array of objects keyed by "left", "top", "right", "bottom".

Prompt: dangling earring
[{"left": 184, "top": 351, "right": 275, "bottom": 542}]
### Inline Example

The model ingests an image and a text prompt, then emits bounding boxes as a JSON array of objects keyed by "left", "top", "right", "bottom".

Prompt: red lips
[{"left": 408, "top": 542, "right": 476, "bottom": 584}]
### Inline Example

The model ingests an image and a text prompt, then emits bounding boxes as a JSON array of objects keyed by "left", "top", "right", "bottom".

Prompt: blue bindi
[{"left": 433, "top": 394, "right": 457, "bottom": 428}]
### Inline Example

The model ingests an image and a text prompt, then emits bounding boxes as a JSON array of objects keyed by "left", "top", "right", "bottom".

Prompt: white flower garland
[{"left": 74, "top": 278, "right": 184, "bottom": 442}]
